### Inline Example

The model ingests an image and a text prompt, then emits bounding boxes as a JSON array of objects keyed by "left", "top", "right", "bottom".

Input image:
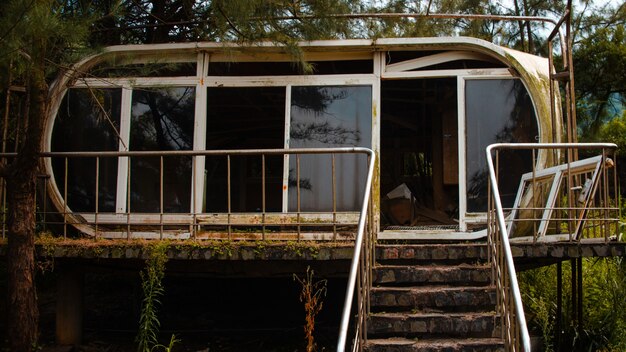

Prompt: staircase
[{"left": 365, "top": 243, "right": 505, "bottom": 352}]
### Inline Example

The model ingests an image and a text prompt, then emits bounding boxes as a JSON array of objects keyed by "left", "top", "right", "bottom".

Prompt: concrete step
[
  {"left": 364, "top": 337, "right": 505, "bottom": 352},
  {"left": 373, "top": 264, "right": 491, "bottom": 286},
  {"left": 376, "top": 244, "right": 488, "bottom": 263},
  {"left": 371, "top": 286, "right": 497, "bottom": 312},
  {"left": 368, "top": 312, "right": 499, "bottom": 338}
]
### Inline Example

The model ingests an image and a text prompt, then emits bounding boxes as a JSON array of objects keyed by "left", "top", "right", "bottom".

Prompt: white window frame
[
  {"left": 380, "top": 50, "right": 540, "bottom": 232},
  {"left": 72, "top": 52, "right": 379, "bottom": 215},
  {"left": 200, "top": 71, "right": 378, "bottom": 213},
  {"left": 460, "top": 75, "right": 541, "bottom": 230},
  {"left": 507, "top": 155, "right": 604, "bottom": 240},
  {"left": 61, "top": 49, "right": 542, "bottom": 233}
]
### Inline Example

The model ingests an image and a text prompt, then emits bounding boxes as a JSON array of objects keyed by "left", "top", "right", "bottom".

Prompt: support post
[
  {"left": 56, "top": 263, "right": 83, "bottom": 345},
  {"left": 556, "top": 261, "right": 562, "bottom": 351},
  {"left": 577, "top": 257, "right": 583, "bottom": 337},
  {"left": 570, "top": 258, "right": 578, "bottom": 350}
]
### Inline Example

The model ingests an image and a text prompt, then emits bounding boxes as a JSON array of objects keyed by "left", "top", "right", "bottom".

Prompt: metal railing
[
  {"left": 337, "top": 148, "right": 376, "bottom": 352},
  {"left": 486, "top": 142, "right": 618, "bottom": 352},
  {"left": 0, "top": 148, "right": 375, "bottom": 241},
  {"left": 0, "top": 146, "right": 378, "bottom": 349}
]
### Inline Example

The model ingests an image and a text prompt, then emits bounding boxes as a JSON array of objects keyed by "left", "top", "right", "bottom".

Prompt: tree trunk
[
  {"left": 513, "top": 0, "right": 526, "bottom": 51},
  {"left": 522, "top": 0, "right": 534, "bottom": 53},
  {"left": 6, "top": 55, "right": 47, "bottom": 351},
  {"left": 6, "top": 174, "right": 39, "bottom": 350}
]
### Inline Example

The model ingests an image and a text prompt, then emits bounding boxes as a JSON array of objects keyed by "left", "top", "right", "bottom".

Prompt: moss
[
  {"left": 0, "top": 234, "right": 356, "bottom": 262},
  {"left": 285, "top": 240, "right": 321, "bottom": 259}
]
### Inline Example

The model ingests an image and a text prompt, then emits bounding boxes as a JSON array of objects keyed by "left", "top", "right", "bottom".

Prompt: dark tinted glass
[
  {"left": 289, "top": 85, "right": 372, "bottom": 211},
  {"left": 208, "top": 60, "right": 373, "bottom": 76},
  {"left": 205, "top": 87, "right": 285, "bottom": 212},
  {"left": 90, "top": 62, "right": 196, "bottom": 78},
  {"left": 51, "top": 88, "right": 121, "bottom": 212},
  {"left": 465, "top": 79, "right": 538, "bottom": 212},
  {"left": 130, "top": 87, "right": 195, "bottom": 213}
]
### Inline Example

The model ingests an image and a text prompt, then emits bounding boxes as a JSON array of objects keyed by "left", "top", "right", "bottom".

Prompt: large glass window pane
[
  {"left": 52, "top": 88, "right": 121, "bottom": 212},
  {"left": 289, "top": 86, "right": 372, "bottom": 211},
  {"left": 205, "top": 87, "right": 285, "bottom": 212},
  {"left": 130, "top": 87, "right": 195, "bottom": 213},
  {"left": 465, "top": 79, "right": 538, "bottom": 212}
]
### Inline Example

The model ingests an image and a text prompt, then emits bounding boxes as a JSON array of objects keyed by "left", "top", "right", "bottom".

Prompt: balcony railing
[
  {"left": 0, "top": 148, "right": 375, "bottom": 242},
  {"left": 486, "top": 142, "right": 618, "bottom": 352}
]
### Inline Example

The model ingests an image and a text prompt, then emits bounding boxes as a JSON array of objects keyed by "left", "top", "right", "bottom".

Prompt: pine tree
[{"left": 0, "top": 0, "right": 95, "bottom": 349}]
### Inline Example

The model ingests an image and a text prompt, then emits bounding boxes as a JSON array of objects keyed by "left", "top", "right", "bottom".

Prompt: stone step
[
  {"left": 365, "top": 337, "right": 505, "bottom": 352},
  {"left": 368, "top": 312, "right": 499, "bottom": 338},
  {"left": 373, "top": 264, "right": 491, "bottom": 286},
  {"left": 376, "top": 244, "right": 488, "bottom": 263},
  {"left": 371, "top": 286, "right": 497, "bottom": 312}
]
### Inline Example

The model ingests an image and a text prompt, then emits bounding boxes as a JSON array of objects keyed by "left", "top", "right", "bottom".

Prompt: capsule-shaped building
[{"left": 44, "top": 37, "right": 560, "bottom": 239}]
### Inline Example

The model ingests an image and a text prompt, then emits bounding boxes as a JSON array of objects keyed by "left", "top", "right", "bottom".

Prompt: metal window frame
[
  {"left": 460, "top": 75, "right": 541, "bottom": 231},
  {"left": 507, "top": 155, "right": 604, "bottom": 240},
  {"left": 67, "top": 51, "right": 380, "bottom": 217}
]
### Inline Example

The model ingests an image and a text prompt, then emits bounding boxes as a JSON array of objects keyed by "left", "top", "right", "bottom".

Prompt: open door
[{"left": 380, "top": 78, "right": 459, "bottom": 230}]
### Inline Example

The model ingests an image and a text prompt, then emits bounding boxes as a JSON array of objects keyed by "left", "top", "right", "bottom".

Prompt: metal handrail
[
  {"left": 486, "top": 143, "right": 531, "bottom": 352},
  {"left": 37, "top": 147, "right": 371, "bottom": 157},
  {"left": 486, "top": 142, "right": 617, "bottom": 352},
  {"left": 337, "top": 148, "right": 376, "bottom": 352}
]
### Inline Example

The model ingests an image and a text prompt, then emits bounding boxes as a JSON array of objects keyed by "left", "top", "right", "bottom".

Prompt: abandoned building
[{"left": 0, "top": 8, "right": 624, "bottom": 352}]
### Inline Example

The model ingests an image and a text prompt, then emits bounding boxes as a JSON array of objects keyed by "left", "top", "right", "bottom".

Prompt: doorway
[{"left": 380, "top": 78, "right": 459, "bottom": 229}]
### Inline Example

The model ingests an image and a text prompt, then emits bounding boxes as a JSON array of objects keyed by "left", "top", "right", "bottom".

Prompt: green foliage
[
  {"left": 0, "top": 0, "right": 100, "bottom": 86},
  {"left": 151, "top": 334, "right": 180, "bottom": 352},
  {"left": 136, "top": 242, "right": 169, "bottom": 352},
  {"left": 519, "top": 258, "right": 626, "bottom": 351},
  {"left": 576, "top": 24, "right": 626, "bottom": 140},
  {"left": 597, "top": 111, "right": 626, "bottom": 155}
]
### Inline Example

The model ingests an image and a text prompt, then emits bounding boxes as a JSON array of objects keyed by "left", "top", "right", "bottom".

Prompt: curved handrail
[
  {"left": 486, "top": 143, "right": 531, "bottom": 352},
  {"left": 337, "top": 148, "right": 376, "bottom": 352}
]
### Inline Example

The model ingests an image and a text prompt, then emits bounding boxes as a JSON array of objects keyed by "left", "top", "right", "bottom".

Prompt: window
[
  {"left": 52, "top": 88, "right": 122, "bottom": 212},
  {"left": 465, "top": 79, "right": 538, "bottom": 212},
  {"left": 129, "top": 87, "right": 195, "bottom": 212},
  {"left": 205, "top": 87, "right": 286, "bottom": 212},
  {"left": 289, "top": 85, "right": 372, "bottom": 211}
]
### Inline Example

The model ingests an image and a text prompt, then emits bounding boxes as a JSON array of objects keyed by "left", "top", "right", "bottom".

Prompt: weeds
[
  {"left": 294, "top": 266, "right": 327, "bottom": 352},
  {"left": 136, "top": 242, "right": 169, "bottom": 352},
  {"left": 519, "top": 257, "right": 626, "bottom": 351},
  {"left": 151, "top": 334, "right": 180, "bottom": 352}
]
